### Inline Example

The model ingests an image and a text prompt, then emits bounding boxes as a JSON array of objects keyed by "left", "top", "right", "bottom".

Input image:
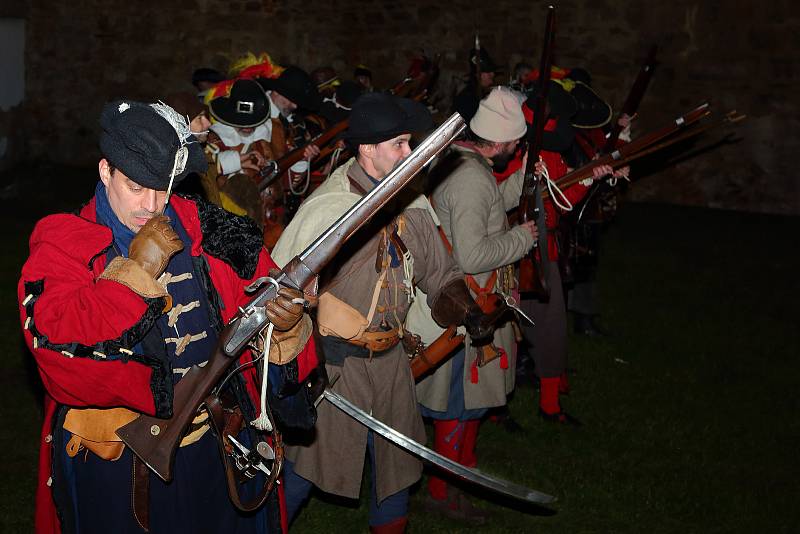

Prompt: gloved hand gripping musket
[{"left": 116, "top": 113, "right": 467, "bottom": 484}]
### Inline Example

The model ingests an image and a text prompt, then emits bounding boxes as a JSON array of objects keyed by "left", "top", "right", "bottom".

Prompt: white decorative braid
[{"left": 150, "top": 101, "right": 195, "bottom": 205}]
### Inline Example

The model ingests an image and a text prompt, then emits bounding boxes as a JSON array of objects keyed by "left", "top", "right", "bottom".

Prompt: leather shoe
[
  {"left": 420, "top": 488, "right": 491, "bottom": 524},
  {"left": 539, "top": 409, "right": 582, "bottom": 426}
]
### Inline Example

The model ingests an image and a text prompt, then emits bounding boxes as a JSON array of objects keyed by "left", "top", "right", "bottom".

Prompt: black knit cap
[
  {"left": 99, "top": 100, "right": 207, "bottom": 190},
  {"left": 209, "top": 79, "right": 270, "bottom": 128},
  {"left": 343, "top": 92, "right": 433, "bottom": 145}
]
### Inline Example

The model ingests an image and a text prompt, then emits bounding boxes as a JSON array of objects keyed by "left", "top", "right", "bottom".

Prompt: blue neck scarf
[{"left": 93, "top": 181, "right": 177, "bottom": 257}]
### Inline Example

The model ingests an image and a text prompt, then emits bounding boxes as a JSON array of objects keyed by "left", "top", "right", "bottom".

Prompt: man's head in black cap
[
  {"left": 343, "top": 92, "right": 433, "bottom": 180},
  {"left": 98, "top": 100, "right": 207, "bottom": 233},
  {"left": 469, "top": 47, "right": 501, "bottom": 90},
  {"left": 353, "top": 64, "right": 373, "bottom": 92},
  {"left": 258, "top": 66, "right": 321, "bottom": 116}
]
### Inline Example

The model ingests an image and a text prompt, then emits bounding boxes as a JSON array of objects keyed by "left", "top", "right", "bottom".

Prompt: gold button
[{"left": 150, "top": 425, "right": 161, "bottom": 436}]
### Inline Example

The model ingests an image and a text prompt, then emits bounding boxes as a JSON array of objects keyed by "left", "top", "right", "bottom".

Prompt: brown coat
[{"left": 272, "top": 158, "right": 461, "bottom": 501}]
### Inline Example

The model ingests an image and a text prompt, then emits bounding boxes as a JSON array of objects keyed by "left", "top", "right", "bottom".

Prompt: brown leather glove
[
  {"left": 431, "top": 278, "right": 494, "bottom": 341},
  {"left": 128, "top": 215, "right": 184, "bottom": 278},
  {"left": 266, "top": 286, "right": 306, "bottom": 332}
]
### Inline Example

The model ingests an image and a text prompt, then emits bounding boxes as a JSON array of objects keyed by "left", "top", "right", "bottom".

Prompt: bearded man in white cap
[{"left": 415, "top": 86, "right": 540, "bottom": 521}]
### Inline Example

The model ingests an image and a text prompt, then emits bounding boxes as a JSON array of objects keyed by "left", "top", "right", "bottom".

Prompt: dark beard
[{"left": 491, "top": 150, "right": 515, "bottom": 173}]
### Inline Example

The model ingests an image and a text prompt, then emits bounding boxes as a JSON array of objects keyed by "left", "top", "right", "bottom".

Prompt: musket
[
  {"left": 545, "top": 103, "right": 710, "bottom": 196},
  {"left": 517, "top": 4, "right": 556, "bottom": 298},
  {"left": 602, "top": 44, "right": 658, "bottom": 154},
  {"left": 545, "top": 108, "right": 744, "bottom": 196},
  {"left": 474, "top": 32, "right": 482, "bottom": 99},
  {"left": 116, "top": 113, "right": 467, "bottom": 483},
  {"left": 257, "top": 119, "right": 349, "bottom": 191}
]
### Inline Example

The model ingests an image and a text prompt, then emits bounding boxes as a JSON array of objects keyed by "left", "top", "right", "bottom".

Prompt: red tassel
[
  {"left": 499, "top": 348, "right": 508, "bottom": 370},
  {"left": 470, "top": 358, "right": 479, "bottom": 384}
]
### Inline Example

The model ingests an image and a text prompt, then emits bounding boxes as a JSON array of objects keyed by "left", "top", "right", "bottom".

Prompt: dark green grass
[{"left": 1, "top": 169, "right": 797, "bottom": 532}]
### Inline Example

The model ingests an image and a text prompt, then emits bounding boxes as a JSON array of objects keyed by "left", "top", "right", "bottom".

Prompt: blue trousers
[{"left": 283, "top": 432, "right": 408, "bottom": 526}]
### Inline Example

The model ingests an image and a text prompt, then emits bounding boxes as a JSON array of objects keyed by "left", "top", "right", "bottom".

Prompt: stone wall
[{"left": 8, "top": 0, "right": 799, "bottom": 214}]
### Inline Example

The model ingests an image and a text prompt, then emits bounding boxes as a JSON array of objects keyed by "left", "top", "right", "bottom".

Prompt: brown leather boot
[{"left": 421, "top": 486, "right": 491, "bottom": 524}]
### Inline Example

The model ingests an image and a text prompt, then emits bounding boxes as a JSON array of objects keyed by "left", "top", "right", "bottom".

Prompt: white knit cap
[{"left": 469, "top": 87, "right": 527, "bottom": 143}]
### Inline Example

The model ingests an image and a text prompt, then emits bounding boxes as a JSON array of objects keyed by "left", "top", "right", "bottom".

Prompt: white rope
[
  {"left": 327, "top": 147, "right": 344, "bottom": 179},
  {"left": 402, "top": 249, "right": 415, "bottom": 304},
  {"left": 542, "top": 164, "right": 573, "bottom": 212},
  {"left": 607, "top": 171, "right": 631, "bottom": 188},
  {"left": 251, "top": 322, "right": 274, "bottom": 432},
  {"left": 250, "top": 276, "right": 281, "bottom": 432}
]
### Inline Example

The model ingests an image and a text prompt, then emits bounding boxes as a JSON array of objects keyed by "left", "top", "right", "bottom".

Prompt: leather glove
[
  {"left": 431, "top": 278, "right": 494, "bottom": 340},
  {"left": 128, "top": 215, "right": 183, "bottom": 278},
  {"left": 266, "top": 285, "right": 306, "bottom": 332},
  {"left": 269, "top": 315, "right": 312, "bottom": 364}
]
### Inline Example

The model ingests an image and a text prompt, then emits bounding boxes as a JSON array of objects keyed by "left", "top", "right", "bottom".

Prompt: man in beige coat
[
  {"left": 271, "top": 92, "right": 492, "bottom": 533},
  {"left": 415, "top": 87, "right": 539, "bottom": 519}
]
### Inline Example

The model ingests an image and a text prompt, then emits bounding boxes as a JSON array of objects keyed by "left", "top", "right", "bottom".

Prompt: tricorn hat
[
  {"left": 99, "top": 100, "right": 207, "bottom": 191},
  {"left": 208, "top": 79, "right": 270, "bottom": 128},
  {"left": 343, "top": 92, "right": 433, "bottom": 145},
  {"left": 258, "top": 66, "right": 321, "bottom": 112},
  {"left": 567, "top": 80, "right": 612, "bottom": 129},
  {"left": 526, "top": 79, "right": 579, "bottom": 121}
]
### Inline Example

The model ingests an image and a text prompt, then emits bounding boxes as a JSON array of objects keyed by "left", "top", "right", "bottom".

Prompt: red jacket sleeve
[{"left": 19, "top": 215, "right": 171, "bottom": 417}]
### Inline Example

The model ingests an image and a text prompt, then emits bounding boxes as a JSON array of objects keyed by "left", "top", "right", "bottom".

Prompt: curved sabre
[{"left": 322, "top": 389, "right": 556, "bottom": 505}]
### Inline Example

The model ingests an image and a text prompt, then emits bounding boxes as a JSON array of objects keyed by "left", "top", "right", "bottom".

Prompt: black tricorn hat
[
  {"left": 469, "top": 47, "right": 501, "bottom": 74},
  {"left": 343, "top": 92, "right": 433, "bottom": 145},
  {"left": 527, "top": 79, "right": 579, "bottom": 120},
  {"left": 568, "top": 81, "right": 612, "bottom": 129},
  {"left": 209, "top": 79, "right": 270, "bottom": 128},
  {"left": 99, "top": 100, "right": 207, "bottom": 190},
  {"left": 258, "top": 66, "right": 321, "bottom": 112}
]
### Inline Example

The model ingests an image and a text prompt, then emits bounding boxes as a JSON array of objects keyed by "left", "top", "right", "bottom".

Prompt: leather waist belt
[{"left": 345, "top": 327, "right": 401, "bottom": 353}]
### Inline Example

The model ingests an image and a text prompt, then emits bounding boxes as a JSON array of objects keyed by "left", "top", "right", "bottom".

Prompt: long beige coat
[
  {"left": 272, "top": 157, "right": 461, "bottom": 501},
  {"left": 413, "top": 145, "right": 534, "bottom": 411}
]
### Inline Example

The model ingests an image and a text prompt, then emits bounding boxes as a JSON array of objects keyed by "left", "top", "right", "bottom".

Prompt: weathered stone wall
[{"left": 9, "top": 0, "right": 799, "bottom": 214}]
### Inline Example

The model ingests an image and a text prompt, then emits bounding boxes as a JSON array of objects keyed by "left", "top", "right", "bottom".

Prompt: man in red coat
[{"left": 18, "top": 100, "right": 318, "bottom": 533}]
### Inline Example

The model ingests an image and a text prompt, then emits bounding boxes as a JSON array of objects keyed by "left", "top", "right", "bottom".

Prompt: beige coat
[
  {"left": 272, "top": 157, "right": 461, "bottom": 501},
  {"left": 414, "top": 145, "right": 534, "bottom": 411}
]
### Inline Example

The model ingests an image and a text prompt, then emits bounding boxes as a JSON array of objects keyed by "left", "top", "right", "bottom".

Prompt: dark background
[
  {"left": 1, "top": 0, "right": 798, "bottom": 214},
  {"left": 0, "top": 1, "right": 798, "bottom": 532}
]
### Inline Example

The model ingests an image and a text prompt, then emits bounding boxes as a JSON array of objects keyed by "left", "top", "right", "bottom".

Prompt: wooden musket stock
[
  {"left": 116, "top": 113, "right": 467, "bottom": 482},
  {"left": 603, "top": 44, "right": 658, "bottom": 154},
  {"left": 517, "top": 4, "right": 556, "bottom": 297},
  {"left": 258, "top": 119, "right": 349, "bottom": 191},
  {"left": 543, "top": 103, "right": 711, "bottom": 197}
]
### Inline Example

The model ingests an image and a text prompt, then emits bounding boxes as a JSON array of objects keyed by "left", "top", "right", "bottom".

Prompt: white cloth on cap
[{"left": 469, "top": 86, "right": 527, "bottom": 143}]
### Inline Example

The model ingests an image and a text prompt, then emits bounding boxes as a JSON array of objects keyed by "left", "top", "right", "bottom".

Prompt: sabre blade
[{"left": 322, "top": 389, "right": 556, "bottom": 505}]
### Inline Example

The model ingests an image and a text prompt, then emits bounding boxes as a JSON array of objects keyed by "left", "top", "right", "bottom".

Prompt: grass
[{"left": 1, "top": 167, "right": 797, "bottom": 532}]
